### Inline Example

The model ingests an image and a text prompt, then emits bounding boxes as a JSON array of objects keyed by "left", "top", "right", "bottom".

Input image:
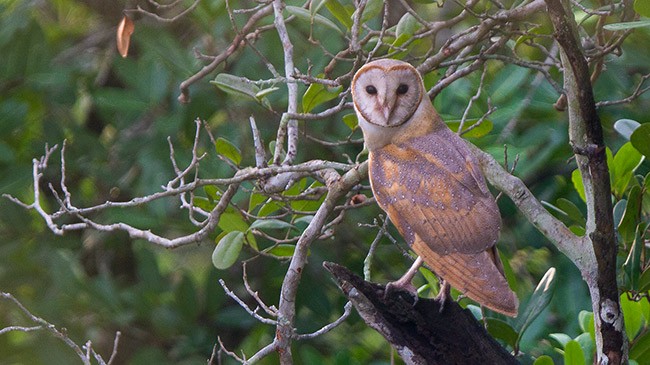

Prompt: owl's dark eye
[
  {"left": 365, "top": 85, "right": 377, "bottom": 95},
  {"left": 396, "top": 84, "right": 409, "bottom": 95}
]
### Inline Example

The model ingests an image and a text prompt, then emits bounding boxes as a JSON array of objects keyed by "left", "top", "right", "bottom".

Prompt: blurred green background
[{"left": 1, "top": 0, "right": 649, "bottom": 364}]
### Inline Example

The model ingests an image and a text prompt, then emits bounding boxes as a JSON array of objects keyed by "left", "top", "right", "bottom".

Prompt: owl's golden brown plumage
[{"left": 351, "top": 59, "right": 518, "bottom": 316}]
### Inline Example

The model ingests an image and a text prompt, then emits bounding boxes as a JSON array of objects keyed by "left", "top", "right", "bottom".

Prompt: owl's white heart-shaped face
[{"left": 351, "top": 59, "right": 424, "bottom": 128}]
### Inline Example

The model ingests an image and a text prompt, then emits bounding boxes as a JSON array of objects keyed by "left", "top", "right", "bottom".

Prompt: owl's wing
[
  {"left": 369, "top": 127, "right": 501, "bottom": 255},
  {"left": 412, "top": 235, "right": 518, "bottom": 316}
]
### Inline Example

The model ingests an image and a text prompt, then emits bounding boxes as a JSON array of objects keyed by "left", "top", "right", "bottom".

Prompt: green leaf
[
  {"left": 194, "top": 197, "right": 215, "bottom": 212},
  {"left": 255, "top": 86, "right": 279, "bottom": 99},
  {"left": 285, "top": 6, "right": 343, "bottom": 34},
  {"left": 515, "top": 267, "right": 556, "bottom": 345},
  {"left": 248, "top": 191, "right": 267, "bottom": 213},
  {"left": 258, "top": 199, "right": 284, "bottom": 217},
  {"left": 294, "top": 215, "right": 314, "bottom": 228},
  {"left": 618, "top": 186, "right": 643, "bottom": 243},
  {"left": 630, "top": 330, "right": 650, "bottom": 361},
  {"left": 204, "top": 185, "right": 221, "bottom": 203},
  {"left": 549, "top": 333, "right": 572, "bottom": 348},
  {"left": 624, "top": 223, "right": 646, "bottom": 290},
  {"left": 212, "top": 231, "right": 244, "bottom": 270},
  {"left": 639, "top": 266, "right": 650, "bottom": 292},
  {"left": 621, "top": 293, "right": 644, "bottom": 341},
  {"left": 218, "top": 212, "right": 257, "bottom": 250},
  {"left": 215, "top": 137, "right": 242, "bottom": 166},
  {"left": 249, "top": 219, "right": 296, "bottom": 231},
  {"left": 485, "top": 318, "right": 518, "bottom": 348},
  {"left": 353, "top": 0, "right": 383, "bottom": 24},
  {"left": 265, "top": 244, "right": 296, "bottom": 258},
  {"left": 211, "top": 73, "right": 259, "bottom": 100},
  {"left": 635, "top": 0, "right": 650, "bottom": 17},
  {"left": 563, "top": 340, "right": 586, "bottom": 365},
  {"left": 578, "top": 311, "right": 595, "bottom": 342},
  {"left": 572, "top": 168, "right": 586, "bottom": 202},
  {"left": 342, "top": 113, "right": 358, "bottom": 131},
  {"left": 613, "top": 119, "right": 641, "bottom": 140},
  {"left": 446, "top": 119, "right": 494, "bottom": 138},
  {"left": 574, "top": 333, "right": 594, "bottom": 365},
  {"left": 325, "top": 0, "right": 353, "bottom": 29},
  {"left": 302, "top": 81, "right": 342, "bottom": 113},
  {"left": 604, "top": 20, "right": 650, "bottom": 30},
  {"left": 396, "top": 13, "right": 419, "bottom": 38},
  {"left": 612, "top": 142, "right": 644, "bottom": 196},
  {"left": 555, "top": 198, "right": 586, "bottom": 226},
  {"left": 533, "top": 355, "right": 555, "bottom": 365},
  {"left": 630, "top": 123, "right": 650, "bottom": 158}
]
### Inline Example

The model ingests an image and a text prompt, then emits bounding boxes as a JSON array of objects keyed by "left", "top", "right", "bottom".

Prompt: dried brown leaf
[{"left": 116, "top": 15, "right": 134, "bottom": 58}]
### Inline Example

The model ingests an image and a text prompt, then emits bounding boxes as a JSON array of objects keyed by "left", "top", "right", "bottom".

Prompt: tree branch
[{"left": 544, "top": 0, "right": 626, "bottom": 362}]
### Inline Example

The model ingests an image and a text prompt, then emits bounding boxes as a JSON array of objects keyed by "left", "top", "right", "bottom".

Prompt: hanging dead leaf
[{"left": 116, "top": 15, "right": 134, "bottom": 58}]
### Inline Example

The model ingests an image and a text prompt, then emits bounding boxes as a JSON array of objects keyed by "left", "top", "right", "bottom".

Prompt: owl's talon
[
  {"left": 436, "top": 281, "right": 451, "bottom": 313},
  {"left": 384, "top": 280, "right": 419, "bottom": 306}
]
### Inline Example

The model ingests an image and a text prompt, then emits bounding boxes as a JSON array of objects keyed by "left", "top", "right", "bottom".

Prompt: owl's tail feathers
[{"left": 412, "top": 239, "right": 518, "bottom": 317}]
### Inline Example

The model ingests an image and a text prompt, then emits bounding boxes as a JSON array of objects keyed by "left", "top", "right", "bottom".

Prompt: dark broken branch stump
[{"left": 324, "top": 262, "right": 519, "bottom": 365}]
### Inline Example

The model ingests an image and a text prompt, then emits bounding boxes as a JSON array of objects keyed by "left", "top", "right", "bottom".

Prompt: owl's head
[{"left": 351, "top": 59, "right": 424, "bottom": 129}]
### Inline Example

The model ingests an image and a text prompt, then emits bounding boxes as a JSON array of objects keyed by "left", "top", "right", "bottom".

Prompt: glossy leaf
[
  {"left": 324, "top": 0, "right": 353, "bottom": 29},
  {"left": 571, "top": 168, "right": 586, "bottom": 202},
  {"left": 578, "top": 311, "right": 595, "bottom": 342},
  {"left": 265, "top": 244, "right": 296, "bottom": 258},
  {"left": 630, "top": 123, "right": 650, "bottom": 158},
  {"left": 618, "top": 186, "right": 643, "bottom": 243},
  {"left": 613, "top": 118, "right": 640, "bottom": 140},
  {"left": 639, "top": 266, "right": 650, "bottom": 292},
  {"left": 621, "top": 293, "right": 644, "bottom": 340},
  {"left": 555, "top": 198, "right": 586, "bottom": 226},
  {"left": 636, "top": 0, "right": 650, "bottom": 17},
  {"left": 218, "top": 212, "right": 257, "bottom": 250},
  {"left": 342, "top": 113, "right": 358, "bottom": 131},
  {"left": 549, "top": 333, "right": 572, "bottom": 348},
  {"left": 211, "top": 73, "right": 259, "bottom": 100},
  {"left": 574, "top": 333, "right": 594, "bottom": 365},
  {"left": 249, "top": 219, "right": 295, "bottom": 231},
  {"left": 212, "top": 231, "right": 244, "bottom": 270},
  {"left": 248, "top": 191, "right": 267, "bottom": 213},
  {"left": 630, "top": 330, "right": 650, "bottom": 361},
  {"left": 515, "top": 267, "right": 556, "bottom": 343},
  {"left": 215, "top": 137, "right": 242, "bottom": 166},
  {"left": 354, "top": 0, "right": 383, "bottom": 24},
  {"left": 604, "top": 20, "right": 650, "bottom": 30},
  {"left": 533, "top": 355, "right": 555, "bottom": 365},
  {"left": 485, "top": 318, "right": 517, "bottom": 349},
  {"left": 204, "top": 185, "right": 221, "bottom": 203},
  {"left": 302, "top": 82, "right": 342, "bottom": 113},
  {"left": 624, "top": 223, "right": 646, "bottom": 290},
  {"left": 612, "top": 142, "right": 643, "bottom": 197},
  {"left": 286, "top": 6, "right": 343, "bottom": 34},
  {"left": 396, "top": 13, "right": 419, "bottom": 38},
  {"left": 563, "top": 340, "right": 586, "bottom": 365}
]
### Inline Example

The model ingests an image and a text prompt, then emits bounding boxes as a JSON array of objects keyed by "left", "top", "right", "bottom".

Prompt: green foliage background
[{"left": 1, "top": 0, "right": 650, "bottom": 364}]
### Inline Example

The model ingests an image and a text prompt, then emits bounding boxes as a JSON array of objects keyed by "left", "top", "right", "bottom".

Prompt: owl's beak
[{"left": 382, "top": 105, "right": 392, "bottom": 122}]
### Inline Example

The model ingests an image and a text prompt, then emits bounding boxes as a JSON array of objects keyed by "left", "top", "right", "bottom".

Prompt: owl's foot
[
  {"left": 436, "top": 281, "right": 451, "bottom": 313},
  {"left": 383, "top": 256, "right": 423, "bottom": 305}
]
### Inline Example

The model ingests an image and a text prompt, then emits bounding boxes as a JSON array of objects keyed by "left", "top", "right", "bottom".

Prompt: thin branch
[
  {"left": 295, "top": 301, "right": 353, "bottom": 340},
  {"left": 272, "top": 0, "right": 299, "bottom": 166},
  {"left": 219, "top": 279, "right": 278, "bottom": 325},
  {"left": 178, "top": 4, "right": 273, "bottom": 103},
  {"left": 125, "top": 0, "right": 200, "bottom": 23}
]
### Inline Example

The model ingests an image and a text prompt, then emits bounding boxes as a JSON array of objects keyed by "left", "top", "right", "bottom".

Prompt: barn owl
[{"left": 351, "top": 59, "right": 518, "bottom": 316}]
